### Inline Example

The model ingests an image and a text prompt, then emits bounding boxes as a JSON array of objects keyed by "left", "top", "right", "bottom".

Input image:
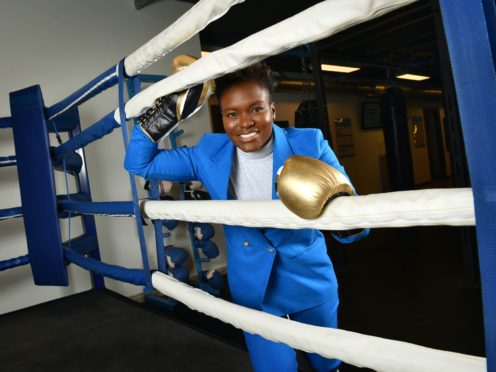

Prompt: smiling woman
[
  {"left": 124, "top": 61, "right": 369, "bottom": 371},
  {"left": 216, "top": 64, "right": 275, "bottom": 153}
]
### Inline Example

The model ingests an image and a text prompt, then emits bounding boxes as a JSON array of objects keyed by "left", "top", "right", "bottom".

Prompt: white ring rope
[
  {"left": 119, "top": 2, "right": 481, "bottom": 370},
  {"left": 47, "top": 0, "right": 242, "bottom": 121},
  {"left": 141, "top": 188, "right": 475, "bottom": 230},
  {"left": 117, "top": 0, "right": 418, "bottom": 122},
  {"left": 124, "top": 0, "right": 245, "bottom": 76},
  {"left": 152, "top": 272, "right": 486, "bottom": 372}
]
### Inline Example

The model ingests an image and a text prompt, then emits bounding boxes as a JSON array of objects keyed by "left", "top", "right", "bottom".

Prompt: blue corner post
[
  {"left": 10, "top": 85, "right": 68, "bottom": 286},
  {"left": 439, "top": 1, "right": 496, "bottom": 370}
]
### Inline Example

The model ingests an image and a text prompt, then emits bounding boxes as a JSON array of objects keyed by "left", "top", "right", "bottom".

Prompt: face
[{"left": 220, "top": 81, "right": 275, "bottom": 152}]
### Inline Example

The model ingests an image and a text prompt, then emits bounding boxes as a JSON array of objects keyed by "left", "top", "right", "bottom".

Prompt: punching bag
[
  {"left": 295, "top": 100, "right": 319, "bottom": 129},
  {"left": 380, "top": 87, "right": 415, "bottom": 191}
]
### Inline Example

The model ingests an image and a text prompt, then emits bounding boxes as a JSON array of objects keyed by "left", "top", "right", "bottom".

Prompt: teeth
[{"left": 240, "top": 132, "right": 257, "bottom": 139}]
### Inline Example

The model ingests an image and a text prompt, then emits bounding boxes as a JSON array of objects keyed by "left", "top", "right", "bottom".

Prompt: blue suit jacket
[{"left": 125, "top": 124, "right": 368, "bottom": 316}]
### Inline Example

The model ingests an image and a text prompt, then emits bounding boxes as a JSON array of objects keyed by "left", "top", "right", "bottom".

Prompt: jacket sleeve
[
  {"left": 314, "top": 129, "right": 371, "bottom": 243},
  {"left": 124, "top": 125, "right": 199, "bottom": 182}
]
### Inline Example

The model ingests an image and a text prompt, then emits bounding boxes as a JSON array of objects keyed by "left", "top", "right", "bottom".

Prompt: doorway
[{"left": 423, "top": 108, "right": 447, "bottom": 180}]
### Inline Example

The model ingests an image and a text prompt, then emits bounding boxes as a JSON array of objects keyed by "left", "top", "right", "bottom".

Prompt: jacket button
[
  {"left": 243, "top": 241, "right": 250, "bottom": 247},
  {"left": 268, "top": 247, "right": 275, "bottom": 253}
]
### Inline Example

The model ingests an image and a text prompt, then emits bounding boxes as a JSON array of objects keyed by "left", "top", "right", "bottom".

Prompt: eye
[
  {"left": 225, "top": 112, "right": 237, "bottom": 119},
  {"left": 252, "top": 106, "right": 264, "bottom": 113}
]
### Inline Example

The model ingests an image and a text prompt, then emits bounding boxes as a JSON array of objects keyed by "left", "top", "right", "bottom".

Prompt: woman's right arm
[{"left": 124, "top": 125, "right": 198, "bottom": 182}]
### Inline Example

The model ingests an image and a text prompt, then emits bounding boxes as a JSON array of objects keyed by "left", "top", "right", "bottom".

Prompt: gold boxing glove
[
  {"left": 276, "top": 155, "right": 353, "bottom": 219},
  {"left": 137, "top": 54, "right": 215, "bottom": 143}
]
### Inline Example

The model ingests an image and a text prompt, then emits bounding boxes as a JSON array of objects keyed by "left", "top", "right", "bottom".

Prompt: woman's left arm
[{"left": 315, "top": 130, "right": 371, "bottom": 243}]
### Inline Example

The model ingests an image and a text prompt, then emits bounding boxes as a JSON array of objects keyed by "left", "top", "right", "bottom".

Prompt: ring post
[
  {"left": 10, "top": 85, "right": 68, "bottom": 285},
  {"left": 439, "top": 1, "right": 496, "bottom": 370}
]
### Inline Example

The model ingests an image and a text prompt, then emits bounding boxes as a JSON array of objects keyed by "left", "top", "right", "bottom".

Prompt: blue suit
[{"left": 125, "top": 123, "right": 368, "bottom": 370}]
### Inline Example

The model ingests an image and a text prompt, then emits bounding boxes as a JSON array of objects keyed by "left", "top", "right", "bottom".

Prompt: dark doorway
[{"left": 423, "top": 108, "right": 447, "bottom": 179}]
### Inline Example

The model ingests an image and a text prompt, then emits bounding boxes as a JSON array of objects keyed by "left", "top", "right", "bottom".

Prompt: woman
[{"left": 125, "top": 62, "right": 368, "bottom": 371}]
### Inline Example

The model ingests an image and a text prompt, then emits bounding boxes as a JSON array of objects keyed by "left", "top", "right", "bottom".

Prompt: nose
[{"left": 239, "top": 113, "right": 255, "bottom": 129}]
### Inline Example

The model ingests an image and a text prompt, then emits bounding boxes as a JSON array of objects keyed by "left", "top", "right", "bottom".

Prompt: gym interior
[{"left": 0, "top": 1, "right": 492, "bottom": 371}]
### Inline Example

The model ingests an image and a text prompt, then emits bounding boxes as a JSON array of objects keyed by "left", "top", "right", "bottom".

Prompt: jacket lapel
[
  {"left": 207, "top": 139, "right": 235, "bottom": 200},
  {"left": 272, "top": 125, "right": 294, "bottom": 200}
]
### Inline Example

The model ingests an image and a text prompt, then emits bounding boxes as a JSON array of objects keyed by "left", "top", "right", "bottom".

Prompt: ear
[{"left": 271, "top": 102, "right": 276, "bottom": 120}]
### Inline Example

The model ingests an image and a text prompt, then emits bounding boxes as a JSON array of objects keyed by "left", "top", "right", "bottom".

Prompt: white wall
[{"left": 0, "top": 0, "right": 218, "bottom": 314}]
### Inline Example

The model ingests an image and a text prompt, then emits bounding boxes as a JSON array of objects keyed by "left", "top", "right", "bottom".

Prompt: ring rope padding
[{"left": 141, "top": 188, "right": 475, "bottom": 230}]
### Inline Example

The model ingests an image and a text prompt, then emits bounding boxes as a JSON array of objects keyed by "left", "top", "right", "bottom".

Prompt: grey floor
[
  {"left": 0, "top": 289, "right": 252, "bottom": 372},
  {"left": 0, "top": 225, "right": 485, "bottom": 372}
]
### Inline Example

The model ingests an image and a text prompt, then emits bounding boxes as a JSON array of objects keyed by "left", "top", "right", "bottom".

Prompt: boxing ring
[{"left": 2, "top": 0, "right": 494, "bottom": 371}]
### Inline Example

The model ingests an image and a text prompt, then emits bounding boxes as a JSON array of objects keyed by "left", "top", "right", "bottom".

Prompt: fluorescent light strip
[
  {"left": 321, "top": 64, "right": 360, "bottom": 73},
  {"left": 396, "top": 73, "right": 430, "bottom": 81}
]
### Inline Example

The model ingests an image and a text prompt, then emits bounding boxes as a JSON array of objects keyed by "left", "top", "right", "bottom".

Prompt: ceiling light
[
  {"left": 396, "top": 73, "right": 430, "bottom": 81},
  {"left": 321, "top": 64, "right": 360, "bottom": 73}
]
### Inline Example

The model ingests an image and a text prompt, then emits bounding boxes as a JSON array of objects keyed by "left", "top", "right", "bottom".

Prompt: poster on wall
[
  {"left": 361, "top": 102, "right": 382, "bottom": 129},
  {"left": 334, "top": 118, "right": 355, "bottom": 158}
]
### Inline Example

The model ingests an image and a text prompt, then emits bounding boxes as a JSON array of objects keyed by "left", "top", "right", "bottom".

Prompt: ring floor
[
  {"left": 0, "top": 225, "right": 485, "bottom": 372},
  {"left": 0, "top": 288, "right": 252, "bottom": 371}
]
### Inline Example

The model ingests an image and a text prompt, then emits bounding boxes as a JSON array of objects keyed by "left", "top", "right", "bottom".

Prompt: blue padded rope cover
[
  {"left": 0, "top": 155, "right": 17, "bottom": 167},
  {"left": 64, "top": 248, "right": 148, "bottom": 286},
  {"left": 10, "top": 85, "right": 68, "bottom": 285},
  {"left": 0, "top": 255, "right": 30, "bottom": 271},
  {"left": 58, "top": 200, "right": 134, "bottom": 217},
  {"left": 0, "top": 206, "right": 23, "bottom": 221},
  {"left": 117, "top": 59, "right": 152, "bottom": 289},
  {"left": 53, "top": 112, "right": 119, "bottom": 157},
  {"left": 63, "top": 234, "right": 98, "bottom": 255},
  {"left": 57, "top": 192, "right": 90, "bottom": 219},
  {"left": 57, "top": 192, "right": 90, "bottom": 202},
  {"left": 52, "top": 148, "right": 82, "bottom": 175},
  {"left": 135, "top": 74, "right": 166, "bottom": 84},
  {"left": 439, "top": 1, "right": 496, "bottom": 370},
  {"left": 47, "top": 106, "right": 80, "bottom": 133},
  {"left": 46, "top": 65, "right": 118, "bottom": 120},
  {"left": 0, "top": 116, "right": 11, "bottom": 128}
]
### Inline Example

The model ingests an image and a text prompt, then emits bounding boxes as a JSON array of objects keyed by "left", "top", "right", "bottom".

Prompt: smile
[{"left": 239, "top": 132, "right": 259, "bottom": 140}]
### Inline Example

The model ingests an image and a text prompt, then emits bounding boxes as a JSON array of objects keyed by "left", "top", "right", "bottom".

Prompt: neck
[{"left": 237, "top": 134, "right": 274, "bottom": 159}]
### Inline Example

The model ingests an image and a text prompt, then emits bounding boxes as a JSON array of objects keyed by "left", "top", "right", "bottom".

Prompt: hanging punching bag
[
  {"left": 380, "top": 87, "right": 415, "bottom": 191},
  {"left": 295, "top": 100, "right": 319, "bottom": 129}
]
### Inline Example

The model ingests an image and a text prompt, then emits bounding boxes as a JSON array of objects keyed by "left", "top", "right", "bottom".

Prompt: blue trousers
[{"left": 244, "top": 298, "right": 340, "bottom": 372}]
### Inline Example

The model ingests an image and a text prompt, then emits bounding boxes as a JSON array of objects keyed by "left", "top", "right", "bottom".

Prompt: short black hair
[{"left": 215, "top": 61, "right": 274, "bottom": 103}]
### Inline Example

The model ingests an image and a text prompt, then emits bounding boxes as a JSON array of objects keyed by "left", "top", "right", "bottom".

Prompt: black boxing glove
[
  {"left": 137, "top": 82, "right": 212, "bottom": 143},
  {"left": 137, "top": 54, "right": 214, "bottom": 143}
]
